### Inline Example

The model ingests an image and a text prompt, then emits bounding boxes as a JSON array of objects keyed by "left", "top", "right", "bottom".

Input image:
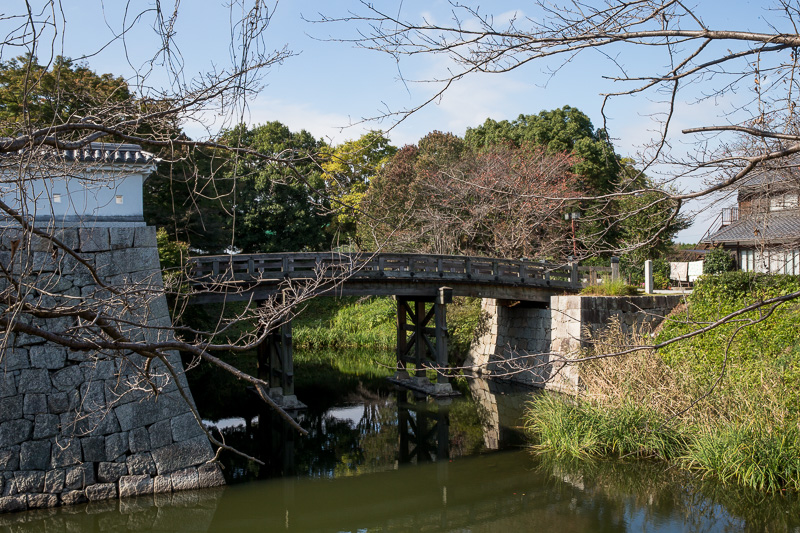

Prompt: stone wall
[
  {"left": 547, "top": 294, "right": 684, "bottom": 392},
  {"left": 466, "top": 294, "right": 685, "bottom": 393},
  {"left": 466, "top": 299, "right": 552, "bottom": 387},
  {"left": 0, "top": 225, "right": 224, "bottom": 514}
]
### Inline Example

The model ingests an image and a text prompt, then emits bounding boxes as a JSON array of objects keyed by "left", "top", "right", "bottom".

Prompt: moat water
[{"left": 1, "top": 348, "right": 799, "bottom": 532}]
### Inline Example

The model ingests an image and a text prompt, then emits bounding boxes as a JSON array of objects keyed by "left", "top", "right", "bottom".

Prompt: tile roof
[
  {"left": 702, "top": 210, "right": 800, "bottom": 244},
  {"left": 0, "top": 141, "right": 156, "bottom": 165},
  {"left": 58, "top": 143, "right": 155, "bottom": 165}
]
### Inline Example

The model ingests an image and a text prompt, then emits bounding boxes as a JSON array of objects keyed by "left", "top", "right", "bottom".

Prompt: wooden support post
[
  {"left": 415, "top": 300, "right": 427, "bottom": 379},
  {"left": 396, "top": 297, "right": 409, "bottom": 378},
  {"left": 281, "top": 319, "right": 294, "bottom": 397},
  {"left": 434, "top": 287, "right": 452, "bottom": 392},
  {"left": 267, "top": 330, "right": 281, "bottom": 390}
]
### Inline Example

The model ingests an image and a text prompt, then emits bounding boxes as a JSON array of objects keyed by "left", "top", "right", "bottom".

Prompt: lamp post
[{"left": 565, "top": 211, "right": 580, "bottom": 258}]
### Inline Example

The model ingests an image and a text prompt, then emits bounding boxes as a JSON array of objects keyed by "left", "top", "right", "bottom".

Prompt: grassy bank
[
  {"left": 293, "top": 295, "right": 483, "bottom": 362},
  {"left": 293, "top": 296, "right": 396, "bottom": 348},
  {"left": 525, "top": 272, "right": 800, "bottom": 493}
]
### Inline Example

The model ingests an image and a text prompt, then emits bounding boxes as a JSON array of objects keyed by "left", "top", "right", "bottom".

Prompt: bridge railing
[{"left": 188, "top": 252, "right": 578, "bottom": 289}]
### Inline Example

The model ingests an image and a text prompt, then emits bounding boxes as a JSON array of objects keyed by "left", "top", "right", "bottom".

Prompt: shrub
[
  {"left": 703, "top": 248, "right": 736, "bottom": 274},
  {"left": 653, "top": 271, "right": 670, "bottom": 290},
  {"left": 580, "top": 278, "right": 640, "bottom": 296}
]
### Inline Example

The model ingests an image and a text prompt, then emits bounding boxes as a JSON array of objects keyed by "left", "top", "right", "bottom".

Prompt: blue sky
[{"left": 8, "top": 0, "right": 783, "bottom": 242}]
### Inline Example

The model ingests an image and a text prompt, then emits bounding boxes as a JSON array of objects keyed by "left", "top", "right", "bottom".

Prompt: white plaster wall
[{"left": 1, "top": 169, "right": 147, "bottom": 221}]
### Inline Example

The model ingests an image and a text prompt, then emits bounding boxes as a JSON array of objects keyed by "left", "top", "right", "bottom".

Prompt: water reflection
[
  {"left": 199, "top": 377, "right": 523, "bottom": 483},
  {"left": 6, "top": 451, "right": 799, "bottom": 532}
]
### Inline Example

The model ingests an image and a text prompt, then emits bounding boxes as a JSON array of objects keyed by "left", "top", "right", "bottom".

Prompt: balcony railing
[{"left": 721, "top": 206, "right": 739, "bottom": 227}]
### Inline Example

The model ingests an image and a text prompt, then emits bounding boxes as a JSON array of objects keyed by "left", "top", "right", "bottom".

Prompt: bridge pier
[
  {"left": 393, "top": 287, "right": 455, "bottom": 396},
  {"left": 256, "top": 300, "right": 304, "bottom": 410}
]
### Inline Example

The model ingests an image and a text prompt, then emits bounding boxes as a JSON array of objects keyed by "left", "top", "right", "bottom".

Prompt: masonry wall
[
  {"left": 0, "top": 225, "right": 223, "bottom": 514},
  {"left": 467, "top": 295, "right": 685, "bottom": 393},
  {"left": 466, "top": 300, "right": 552, "bottom": 388}
]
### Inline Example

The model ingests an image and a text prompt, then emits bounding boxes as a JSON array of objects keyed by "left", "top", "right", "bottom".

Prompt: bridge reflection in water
[{"left": 251, "top": 379, "right": 525, "bottom": 481}]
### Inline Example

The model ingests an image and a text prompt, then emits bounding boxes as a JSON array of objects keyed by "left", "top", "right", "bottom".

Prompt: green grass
[
  {"left": 293, "top": 296, "right": 397, "bottom": 348},
  {"left": 525, "top": 395, "right": 686, "bottom": 461}
]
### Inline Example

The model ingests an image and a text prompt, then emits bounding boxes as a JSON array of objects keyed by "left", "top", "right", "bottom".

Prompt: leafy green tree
[
  {"left": 147, "top": 122, "right": 333, "bottom": 254},
  {"left": 0, "top": 54, "right": 131, "bottom": 135},
  {"left": 320, "top": 131, "right": 396, "bottom": 246},
  {"left": 227, "top": 122, "right": 332, "bottom": 253},
  {"left": 465, "top": 106, "right": 620, "bottom": 194}
]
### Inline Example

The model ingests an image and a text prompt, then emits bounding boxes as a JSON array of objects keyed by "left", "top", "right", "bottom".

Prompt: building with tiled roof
[
  {"left": 0, "top": 142, "right": 157, "bottom": 226},
  {"left": 701, "top": 165, "right": 800, "bottom": 274}
]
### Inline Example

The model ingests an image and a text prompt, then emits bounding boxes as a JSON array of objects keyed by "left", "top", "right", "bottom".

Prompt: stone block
[
  {"left": 14, "top": 471, "right": 45, "bottom": 493},
  {"left": 81, "top": 436, "right": 106, "bottom": 463},
  {"left": 27, "top": 493, "right": 58, "bottom": 509},
  {"left": 23, "top": 393, "right": 48, "bottom": 415},
  {"left": 151, "top": 436, "right": 213, "bottom": 475},
  {"left": 127, "top": 452, "right": 156, "bottom": 476},
  {"left": 129, "top": 426, "right": 151, "bottom": 453},
  {"left": 51, "top": 365, "right": 83, "bottom": 392},
  {"left": 66, "top": 408, "right": 120, "bottom": 437},
  {"left": 0, "top": 419, "right": 33, "bottom": 448},
  {"left": 133, "top": 226, "right": 157, "bottom": 248},
  {"left": 197, "top": 463, "right": 225, "bottom": 488},
  {"left": 169, "top": 468, "right": 199, "bottom": 491},
  {"left": 29, "top": 345, "right": 67, "bottom": 369},
  {"left": 153, "top": 475, "right": 172, "bottom": 494},
  {"left": 114, "top": 400, "right": 160, "bottom": 432},
  {"left": 98, "top": 461, "right": 128, "bottom": 483},
  {"left": 118, "top": 475, "right": 153, "bottom": 499},
  {"left": 105, "top": 433, "right": 129, "bottom": 461},
  {"left": 60, "top": 490, "right": 87, "bottom": 506},
  {"left": 65, "top": 463, "right": 94, "bottom": 491},
  {"left": 50, "top": 437, "right": 82, "bottom": 468},
  {"left": 81, "top": 360, "right": 116, "bottom": 381},
  {"left": 93, "top": 251, "right": 120, "bottom": 278},
  {"left": 148, "top": 420, "right": 172, "bottom": 449},
  {"left": 2, "top": 349, "right": 29, "bottom": 371},
  {"left": 79, "top": 228, "right": 110, "bottom": 253},
  {"left": 0, "top": 495, "right": 27, "bottom": 513},
  {"left": 44, "top": 469, "right": 65, "bottom": 493},
  {"left": 0, "top": 396, "right": 22, "bottom": 423},
  {"left": 0, "top": 373, "right": 16, "bottom": 398},
  {"left": 170, "top": 412, "right": 203, "bottom": 443},
  {"left": 2, "top": 474, "right": 17, "bottom": 497},
  {"left": 47, "top": 393, "right": 70, "bottom": 414},
  {"left": 110, "top": 227, "right": 136, "bottom": 250},
  {"left": 19, "top": 440, "right": 50, "bottom": 470},
  {"left": 80, "top": 381, "right": 106, "bottom": 412},
  {"left": 0, "top": 449, "right": 19, "bottom": 472},
  {"left": 86, "top": 483, "right": 117, "bottom": 502},
  {"left": 114, "top": 393, "right": 186, "bottom": 432}
]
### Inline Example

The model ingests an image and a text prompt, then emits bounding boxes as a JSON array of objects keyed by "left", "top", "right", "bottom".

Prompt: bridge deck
[{"left": 188, "top": 252, "right": 581, "bottom": 303}]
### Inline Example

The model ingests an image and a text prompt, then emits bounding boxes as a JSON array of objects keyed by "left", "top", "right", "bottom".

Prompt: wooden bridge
[
  {"left": 186, "top": 252, "right": 587, "bottom": 405},
  {"left": 188, "top": 252, "right": 582, "bottom": 304}
]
